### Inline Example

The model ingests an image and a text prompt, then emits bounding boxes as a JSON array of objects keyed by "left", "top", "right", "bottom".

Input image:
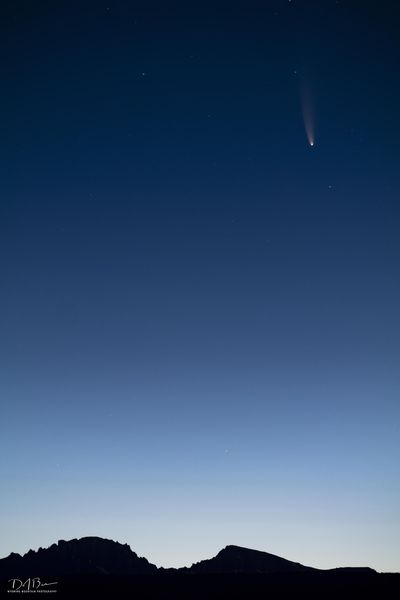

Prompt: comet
[{"left": 300, "top": 84, "right": 315, "bottom": 147}]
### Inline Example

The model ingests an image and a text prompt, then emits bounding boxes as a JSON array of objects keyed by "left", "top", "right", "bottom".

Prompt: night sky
[{"left": 1, "top": 1, "right": 400, "bottom": 571}]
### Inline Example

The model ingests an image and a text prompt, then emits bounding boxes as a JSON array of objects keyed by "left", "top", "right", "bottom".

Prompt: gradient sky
[{"left": 1, "top": 0, "right": 399, "bottom": 572}]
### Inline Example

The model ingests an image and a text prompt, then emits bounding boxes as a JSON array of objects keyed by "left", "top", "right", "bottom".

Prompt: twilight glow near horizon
[{"left": 1, "top": 1, "right": 400, "bottom": 572}]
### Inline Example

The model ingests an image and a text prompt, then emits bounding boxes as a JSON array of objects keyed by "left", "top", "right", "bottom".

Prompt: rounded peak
[{"left": 219, "top": 545, "right": 261, "bottom": 555}]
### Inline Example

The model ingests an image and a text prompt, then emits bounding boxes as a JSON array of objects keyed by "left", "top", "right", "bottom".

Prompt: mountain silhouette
[
  {"left": 0, "top": 537, "right": 397, "bottom": 599},
  {"left": 188, "top": 544, "right": 316, "bottom": 573},
  {"left": 1, "top": 537, "right": 370, "bottom": 577},
  {"left": 0, "top": 536, "right": 156, "bottom": 578}
]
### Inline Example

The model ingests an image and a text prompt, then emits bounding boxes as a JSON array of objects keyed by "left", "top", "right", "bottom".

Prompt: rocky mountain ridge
[{"left": 0, "top": 536, "right": 378, "bottom": 577}]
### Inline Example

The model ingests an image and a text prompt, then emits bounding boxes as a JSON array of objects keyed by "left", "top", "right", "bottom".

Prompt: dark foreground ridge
[{"left": 0, "top": 537, "right": 398, "bottom": 599}]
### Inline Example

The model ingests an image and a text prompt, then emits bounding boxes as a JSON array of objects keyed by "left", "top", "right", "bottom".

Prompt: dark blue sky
[{"left": 1, "top": 1, "right": 400, "bottom": 570}]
